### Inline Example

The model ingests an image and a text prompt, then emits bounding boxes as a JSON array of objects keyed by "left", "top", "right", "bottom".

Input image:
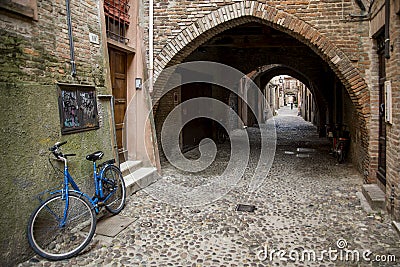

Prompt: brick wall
[
  {"left": 367, "top": 0, "right": 400, "bottom": 220},
  {"left": 147, "top": 0, "right": 371, "bottom": 79},
  {"left": 383, "top": 0, "right": 400, "bottom": 220},
  {"left": 148, "top": 0, "right": 368, "bottom": 64},
  {"left": 0, "top": 1, "right": 114, "bottom": 264}
]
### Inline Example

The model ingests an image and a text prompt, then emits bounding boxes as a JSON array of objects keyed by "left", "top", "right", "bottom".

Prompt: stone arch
[
  {"left": 153, "top": 1, "right": 371, "bottom": 170},
  {"left": 252, "top": 64, "right": 329, "bottom": 130},
  {"left": 251, "top": 64, "right": 328, "bottom": 109},
  {"left": 251, "top": 65, "right": 312, "bottom": 92}
]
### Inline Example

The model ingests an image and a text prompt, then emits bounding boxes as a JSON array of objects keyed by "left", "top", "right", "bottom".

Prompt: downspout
[
  {"left": 355, "top": 0, "right": 366, "bottom": 11},
  {"left": 384, "top": 0, "right": 390, "bottom": 59},
  {"left": 149, "top": 0, "right": 154, "bottom": 92},
  {"left": 65, "top": 0, "right": 77, "bottom": 77}
]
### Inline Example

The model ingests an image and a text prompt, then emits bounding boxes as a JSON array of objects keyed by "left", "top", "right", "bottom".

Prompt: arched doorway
[{"left": 152, "top": 3, "right": 371, "bottom": 175}]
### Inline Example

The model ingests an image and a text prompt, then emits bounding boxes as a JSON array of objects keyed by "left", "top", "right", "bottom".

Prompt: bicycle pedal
[{"left": 98, "top": 202, "right": 105, "bottom": 206}]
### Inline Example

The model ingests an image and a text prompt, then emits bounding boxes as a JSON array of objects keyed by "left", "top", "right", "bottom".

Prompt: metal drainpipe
[
  {"left": 110, "top": 95, "right": 120, "bottom": 165},
  {"left": 66, "top": 0, "right": 77, "bottom": 77},
  {"left": 384, "top": 0, "right": 390, "bottom": 59},
  {"left": 149, "top": 0, "right": 154, "bottom": 92}
]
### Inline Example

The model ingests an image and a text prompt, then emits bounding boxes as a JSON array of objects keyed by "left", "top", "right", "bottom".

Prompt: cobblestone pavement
[{"left": 20, "top": 106, "right": 400, "bottom": 266}]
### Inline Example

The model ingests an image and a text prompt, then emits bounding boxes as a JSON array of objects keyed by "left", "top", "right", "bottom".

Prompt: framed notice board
[{"left": 58, "top": 84, "right": 99, "bottom": 134}]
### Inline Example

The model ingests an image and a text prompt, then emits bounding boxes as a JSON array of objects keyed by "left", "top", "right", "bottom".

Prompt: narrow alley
[{"left": 20, "top": 107, "right": 400, "bottom": 267}]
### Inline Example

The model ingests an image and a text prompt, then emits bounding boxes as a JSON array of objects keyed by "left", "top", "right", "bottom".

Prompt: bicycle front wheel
[
  {"left": 27, "top": 192, "right": 96, "bottom": 260},
  {"left": 102, "top": 165, "right": 126, "bottom": 214}
]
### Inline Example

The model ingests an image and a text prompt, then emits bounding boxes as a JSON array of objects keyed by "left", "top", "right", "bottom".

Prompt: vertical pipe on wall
[
  {"left": 65, "top": 0, "right": 76, "bottom": 77},
  {"left": 149, "top": 0, "right": 154, "bottom": 92},
  {"left": 384, "top": 0, "right": 390, "bottom": 59}
]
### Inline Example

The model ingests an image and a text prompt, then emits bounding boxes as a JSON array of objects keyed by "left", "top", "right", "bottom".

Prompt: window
[
  {"left": 0, "top": 0, "right": 38, "bottom": 20},
  {"left": 104, "top": 0, "right": 130, "bottom": 44},
  {"left": 58, "top": 84, "right": 99, "bottom": 135}
]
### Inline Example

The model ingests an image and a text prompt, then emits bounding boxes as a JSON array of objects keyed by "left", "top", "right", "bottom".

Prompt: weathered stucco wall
[{"left": 0, "top": 1, "right": 114, "bottom": 265}]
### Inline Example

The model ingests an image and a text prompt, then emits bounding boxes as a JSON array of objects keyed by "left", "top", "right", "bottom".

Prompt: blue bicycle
[{"left": 27, "top": 141, "right": 126, "bottom": 260}]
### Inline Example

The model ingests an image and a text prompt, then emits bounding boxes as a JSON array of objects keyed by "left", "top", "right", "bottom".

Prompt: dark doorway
[
  {"left": 181, "top": 83, "right": 213, "bottom": 151},
  {"left": 376, "top": 32, "right": 386, "bottom": 186}
]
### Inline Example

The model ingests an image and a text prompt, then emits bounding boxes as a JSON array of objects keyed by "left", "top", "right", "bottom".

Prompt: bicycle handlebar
[
  {"left": 49, "top": 141, "right": 77, "bottom": 161},
  {"left": 49, "top": 141, "right": 67, "bottom": 152},
  {"left": 49, "top": 141, "right": 71, "bottom": 160}
]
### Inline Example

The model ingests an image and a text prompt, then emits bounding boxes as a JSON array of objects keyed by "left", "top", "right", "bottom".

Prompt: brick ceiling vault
[
  {"left": 153, "top": 1, "right": 371, "bottom": 167},
  {"left": 154, "top": 2, "right": 369, "bottom": 115}
]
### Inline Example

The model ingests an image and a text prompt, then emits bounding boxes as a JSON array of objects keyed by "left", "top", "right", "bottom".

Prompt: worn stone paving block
[
  {"left": 296, "top": 153, "right": 310, "bottom": 158},
  {"left": 284, "top": 151, "right": 295, "bottom": 155},
  {"left": 95, "top": 216, "right": 137, "bottom": 237},
  {"left": 296, "top": 148, "right": 316, "bottom": 153}
]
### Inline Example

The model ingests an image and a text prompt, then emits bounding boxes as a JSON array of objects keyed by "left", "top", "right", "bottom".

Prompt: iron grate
[{"left": 235, "top": 204, "right": 257, "bottom": 212}]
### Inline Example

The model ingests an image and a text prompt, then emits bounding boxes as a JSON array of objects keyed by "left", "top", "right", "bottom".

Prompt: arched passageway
[{"left": 152, "top": 3, "right": 370, "bottom": 175}]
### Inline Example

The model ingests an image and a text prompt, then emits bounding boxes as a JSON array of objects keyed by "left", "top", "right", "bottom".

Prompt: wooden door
[{"left": 109, "top": 48, "right": 127, "bottom": 162}]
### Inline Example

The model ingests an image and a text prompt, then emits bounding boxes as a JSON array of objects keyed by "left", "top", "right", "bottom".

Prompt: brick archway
[
  {"left": 253, "top": 64, "right": 329, "bottom": 134},
  {"left": 252, "top": 64, "right": 328, "bottom": 109},
  {"left": 153, "top": 1, "right": 371, "bottom": 172}
]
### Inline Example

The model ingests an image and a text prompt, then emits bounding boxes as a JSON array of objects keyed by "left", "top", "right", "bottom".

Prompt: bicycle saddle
[{"left": 86, "top": 151, "right": 104, "bottom": 161}]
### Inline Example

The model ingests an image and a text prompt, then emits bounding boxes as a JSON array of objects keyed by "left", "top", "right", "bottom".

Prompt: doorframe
[
  {"left": 107, "top": 42, "right": 135, "bottom": 163},
  {"left": 375, "top": 30, "right": 387, "bottom": 187}
]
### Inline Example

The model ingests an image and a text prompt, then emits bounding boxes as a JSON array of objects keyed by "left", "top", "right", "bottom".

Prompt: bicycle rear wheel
[
  {"left": 27, "top": 192, "right": 96, "bottom": 260},
  {"left": 102, "top": 165, "right": 126, "bottom": 214}
]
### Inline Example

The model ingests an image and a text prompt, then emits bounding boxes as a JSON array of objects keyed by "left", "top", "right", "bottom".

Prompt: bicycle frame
[
  {"left": 91, "top": 161, "right": 117, "bottom": 207},
  {"left": 50, "top": 156, "right": 116, "bottom": 227}
]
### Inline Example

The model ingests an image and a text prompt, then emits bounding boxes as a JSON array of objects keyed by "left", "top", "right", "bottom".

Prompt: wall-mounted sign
[
  {"left": 89, "top": 32, "right": 100, "bottom": 44},
  {"left": 384, "top": 80, "right": 392, "bottom": 124},
  {"left": 58, "top": 84, "right": 99, "bottom": 134}
]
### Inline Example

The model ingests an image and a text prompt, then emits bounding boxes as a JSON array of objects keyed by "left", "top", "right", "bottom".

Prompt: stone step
[
  {"left": 120, "top": 160, "right": 142, "bottom": 177},
  {"left": 392, "top": 221, "right": 400, "bottom": 236},
  {"left": 362, "top": 184, "right": 385, "bottom": 211},
  {"left": 123, "top": 167, "right": 158, "bottom": 196}
]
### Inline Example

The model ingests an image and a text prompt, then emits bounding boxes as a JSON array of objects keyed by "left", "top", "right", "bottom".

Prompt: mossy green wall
[{"left": 0, "top": 83, "right": 114, "bottom": 264}]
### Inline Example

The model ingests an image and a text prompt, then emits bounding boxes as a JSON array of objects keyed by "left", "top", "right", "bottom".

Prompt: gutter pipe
[
  {"left": 149, "top": 0, "right": 154, "bottom": 92},
  {"left": 66, "top": 0, "right": 77, "bottom": 77},
  {"left": 384, "top": 0, "right": 390, "bottom": 59}
]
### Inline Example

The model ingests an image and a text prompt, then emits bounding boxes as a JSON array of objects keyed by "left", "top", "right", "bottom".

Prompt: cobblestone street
[{"left": 20, "top": 107, "right": 400, "bottom": 267}]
